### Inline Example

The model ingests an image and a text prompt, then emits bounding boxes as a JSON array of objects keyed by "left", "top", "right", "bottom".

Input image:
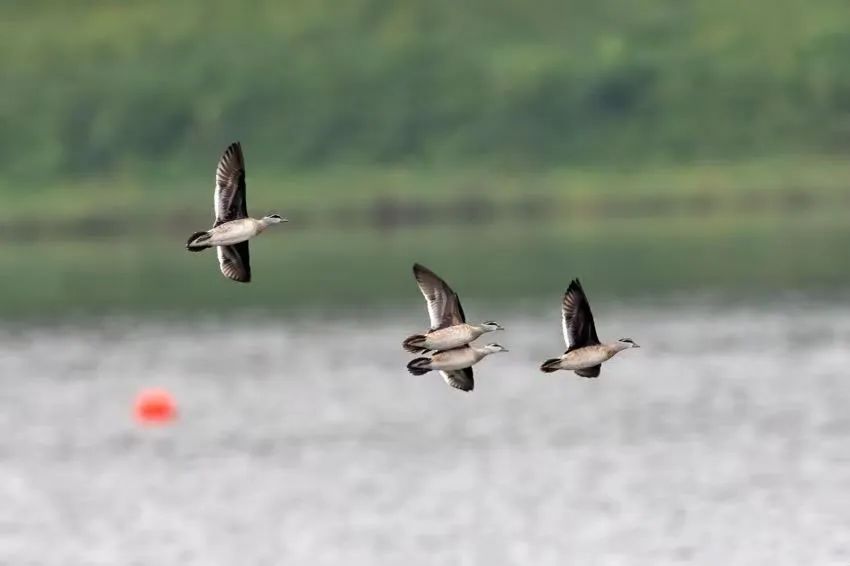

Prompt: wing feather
[
  {"left": 561, "top": 279, "right": 600, "bottom": 349},
  {"left": 575, "top": 365, "right": 601, "bottom": 378},
  {"left": 216, "top": 242, "right": 251, "bottom": 283},
  {"left": 214, "top": 142, "right": 247, "bottom": 225},
  {"left": 440, "top": 367, "right": 474, "bottom": 392},
  {"left": 413, "top": 263, "right": 465, "bottom": 330}
]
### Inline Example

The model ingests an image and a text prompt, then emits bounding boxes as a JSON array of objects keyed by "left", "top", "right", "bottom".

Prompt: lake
[{"left": 1, "top": 301, "right": 848, "bottom": 565}]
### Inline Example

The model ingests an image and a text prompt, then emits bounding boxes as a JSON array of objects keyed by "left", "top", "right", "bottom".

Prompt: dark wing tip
[
  {"left": 218, "top": 243, "right": 251, "bottom": 283},
  {"left": 412, "top": 263, "right": 442, "bottom": 284},
  {"left": 445, "top": 368, "right": 474, "bottom": 392},
  {"left": 218, "top": 141, "right": 244, "bottom": 168},
  {"left": 221, "top": 268, "right": 251, "bottom": 283},
  {"left": 412, "top": 262, "right": 430, "bottom": 275},
  {"left": 220, "top": 269, "right": 251, "bottom": 283},
  {"left": 564, "top": 278, "right": 589, "bottom": 304},
  {"left": 461, "top": 367, "right": 474, "bottom": 391},
  {"left": 563, "top": 276, "right": 599, "bottom": 346}
]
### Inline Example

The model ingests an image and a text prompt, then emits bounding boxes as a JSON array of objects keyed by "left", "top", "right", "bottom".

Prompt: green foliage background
[
  {"left": 1, "top": 1, "right": 849, "bottom": 316},
  {"left": 3, "top": 0, "right": 850, "bottom": 180}
]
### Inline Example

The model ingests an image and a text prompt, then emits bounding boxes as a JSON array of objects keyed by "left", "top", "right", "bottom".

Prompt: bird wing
[
  {"left": 214, "top": 142, "right": 248, "bottom": 226},
  {"left": 574, "top": 365, "right": 601, "bottom": 378},
  {"left": 562, "top": 278, "right": 600, "bottom": 349},
  {"left": 413, "top": 263, "right": 466, "bottom": 330},
  {"left": 440, "top": 367, "right": 474, "bottom": 392},
  {"left": 216, "top": 242, "right": 251, "bottom": 283}
]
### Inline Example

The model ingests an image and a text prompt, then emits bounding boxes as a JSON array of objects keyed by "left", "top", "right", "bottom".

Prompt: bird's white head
[
  {"left": 478, "top": 321, "right": 504, "bottom": 333},
  {"left": 617, "top": 337, "right": 640, "bottom": 349},
  {"left": 262, "top": 213, "right": 288, "bottom": 225},
  {"left": 482, "top": 343, "right": 509, "bottom": 354}
]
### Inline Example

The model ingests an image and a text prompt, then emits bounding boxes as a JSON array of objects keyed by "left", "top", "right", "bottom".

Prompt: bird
[
  {"left": 186, "top": 142, "right": 287, "bottom": 282},
  {"left": 407, "top": 343, "right": 509, "bottom": 392},
  {"left": 540, "top": 279, "right": 639, "bottom": 377},
  {"left": 403, "top": 263, "right": 503, "bottom": 354}
]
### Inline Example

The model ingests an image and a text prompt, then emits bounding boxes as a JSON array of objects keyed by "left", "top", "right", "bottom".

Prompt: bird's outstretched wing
[
  {"left": 413, "top": 263, "right": 466, "bottom": 330},
  {"left": 562, "top": 278, "right": 600, "bottom": 350},
  {"left": 216, "top": 242, "right": 251, "bottom": 283},
  {"left": 214, "top": 142, "right": 248, "bottom": 226},
  {"left": 440, "top": 367, "right": 474, "bottom": 391}
]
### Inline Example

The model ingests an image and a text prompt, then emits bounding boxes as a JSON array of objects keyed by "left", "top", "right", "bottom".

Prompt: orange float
[{"left": 134, "top": 388, "right": 177, "bottom": 424}]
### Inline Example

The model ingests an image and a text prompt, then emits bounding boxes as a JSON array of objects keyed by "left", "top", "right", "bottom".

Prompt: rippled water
[{"left": 0, "top": 303, "right": 848, "bottom": 565}]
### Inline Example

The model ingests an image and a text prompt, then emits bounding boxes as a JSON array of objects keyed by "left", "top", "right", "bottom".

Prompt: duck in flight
[
  {"left": 407, "top": 343, "right": 509, "bottom": 392},
  {"left": 540, "top": 279, "right": 639, "bottom": 377},
  {"left": 186, "top": 142, "right": 287, "bottom": 282},
  {"left": 403, "top": 263, "right": 503, "bottom": 354}
]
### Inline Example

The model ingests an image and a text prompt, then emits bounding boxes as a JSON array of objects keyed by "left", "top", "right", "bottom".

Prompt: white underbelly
[{"left": 208, "top": 220, "right": 257, "bottom": 246}]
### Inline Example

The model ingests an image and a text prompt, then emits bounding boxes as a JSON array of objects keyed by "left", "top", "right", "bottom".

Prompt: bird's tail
[
  {"left": 186, "top": 231, "right": 212, "bottom": 251},
  {"left": 403, "top": 334, "right": 429, "bottom": 354},
  {"left": 539, "top": 358, "right": 562, "bottom": 373},
  {"left": 406, "top": 357, "right": 432, "bottom": 376}
]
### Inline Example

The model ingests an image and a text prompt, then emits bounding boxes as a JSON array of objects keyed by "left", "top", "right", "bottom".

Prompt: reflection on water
[{"left": 0, "top": 302, "right": 848, "bottom": 565}]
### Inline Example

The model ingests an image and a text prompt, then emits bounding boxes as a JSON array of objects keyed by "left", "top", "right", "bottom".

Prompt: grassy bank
[
  {"left": 3, "top": 156, "right": 850, "bottom": 237},
  {"left": 0, "top": 205, "right": 847, "bottom": 319}
]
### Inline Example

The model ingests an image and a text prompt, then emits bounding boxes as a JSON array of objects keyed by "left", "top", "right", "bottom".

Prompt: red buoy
[{"left": 134, "top": 388, "right": 177, "bottom": 424}]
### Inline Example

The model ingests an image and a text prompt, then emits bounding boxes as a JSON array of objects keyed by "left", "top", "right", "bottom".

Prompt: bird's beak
[
  {"left": 500, "top": 348, "right": 509, "bottom": 353},
  {"left": 632, "top": 342, "right": 641, "bottom": 348},
  {"left": 281, "top": 218, "right": 290, "bottom": 222}
]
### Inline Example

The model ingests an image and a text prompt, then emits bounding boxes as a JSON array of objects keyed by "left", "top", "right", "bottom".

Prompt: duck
[
  {"left": 403, "top": 263, "right": 503, "bottom": 353},
  {"left": 540, "top": 279, "right": 639, "bottom": 377},
  {"left": 407, "top": 343, "right": 509, "bottom": 392},
  {"left": 186, "top": 142, "right": 287, "bottom": 282}
]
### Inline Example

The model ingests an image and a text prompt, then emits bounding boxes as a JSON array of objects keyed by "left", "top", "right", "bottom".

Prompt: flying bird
[
  {"left": 186, "top": 142, "right": 287, "bottom": 282},
  {"left": 540, "top": 279, "right": 639, "bottom": 377},
  {"left": 407, "top": 343, "right": 509, "bottom": 392},
  {"left": 403, "top": 263, "right": 503, "bottom": 354}
]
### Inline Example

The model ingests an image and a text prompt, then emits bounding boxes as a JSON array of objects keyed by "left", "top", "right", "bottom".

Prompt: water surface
[{"left": 0, "top": 303, "right": 848, "bottom": 565}]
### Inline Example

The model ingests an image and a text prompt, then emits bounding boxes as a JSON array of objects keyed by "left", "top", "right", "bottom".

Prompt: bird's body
[
  {"left": 200, "top": 217, "right": 270, "bottom": 247},
  {"left": 407, "top": 343, "right": 508, "bottom": 391},
  {"left": 186, "top": 142, "right": 287, "bottom": 282},
  {"left": 543, "top": 343, "right": 630, "bottom": 371},
  {"left": 539, "top": 279, "right": 639, "bottom": 378},
  {"left": 404, "top": 323, "right": 489, "bottom": 353},
  {"left": 422, "top": 345, "right": 490, "bottom": 371}
]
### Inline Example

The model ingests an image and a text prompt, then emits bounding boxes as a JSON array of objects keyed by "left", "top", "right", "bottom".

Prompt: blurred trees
[{"left": 2, "top": 0, "right": 849, "bottom": 179}]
